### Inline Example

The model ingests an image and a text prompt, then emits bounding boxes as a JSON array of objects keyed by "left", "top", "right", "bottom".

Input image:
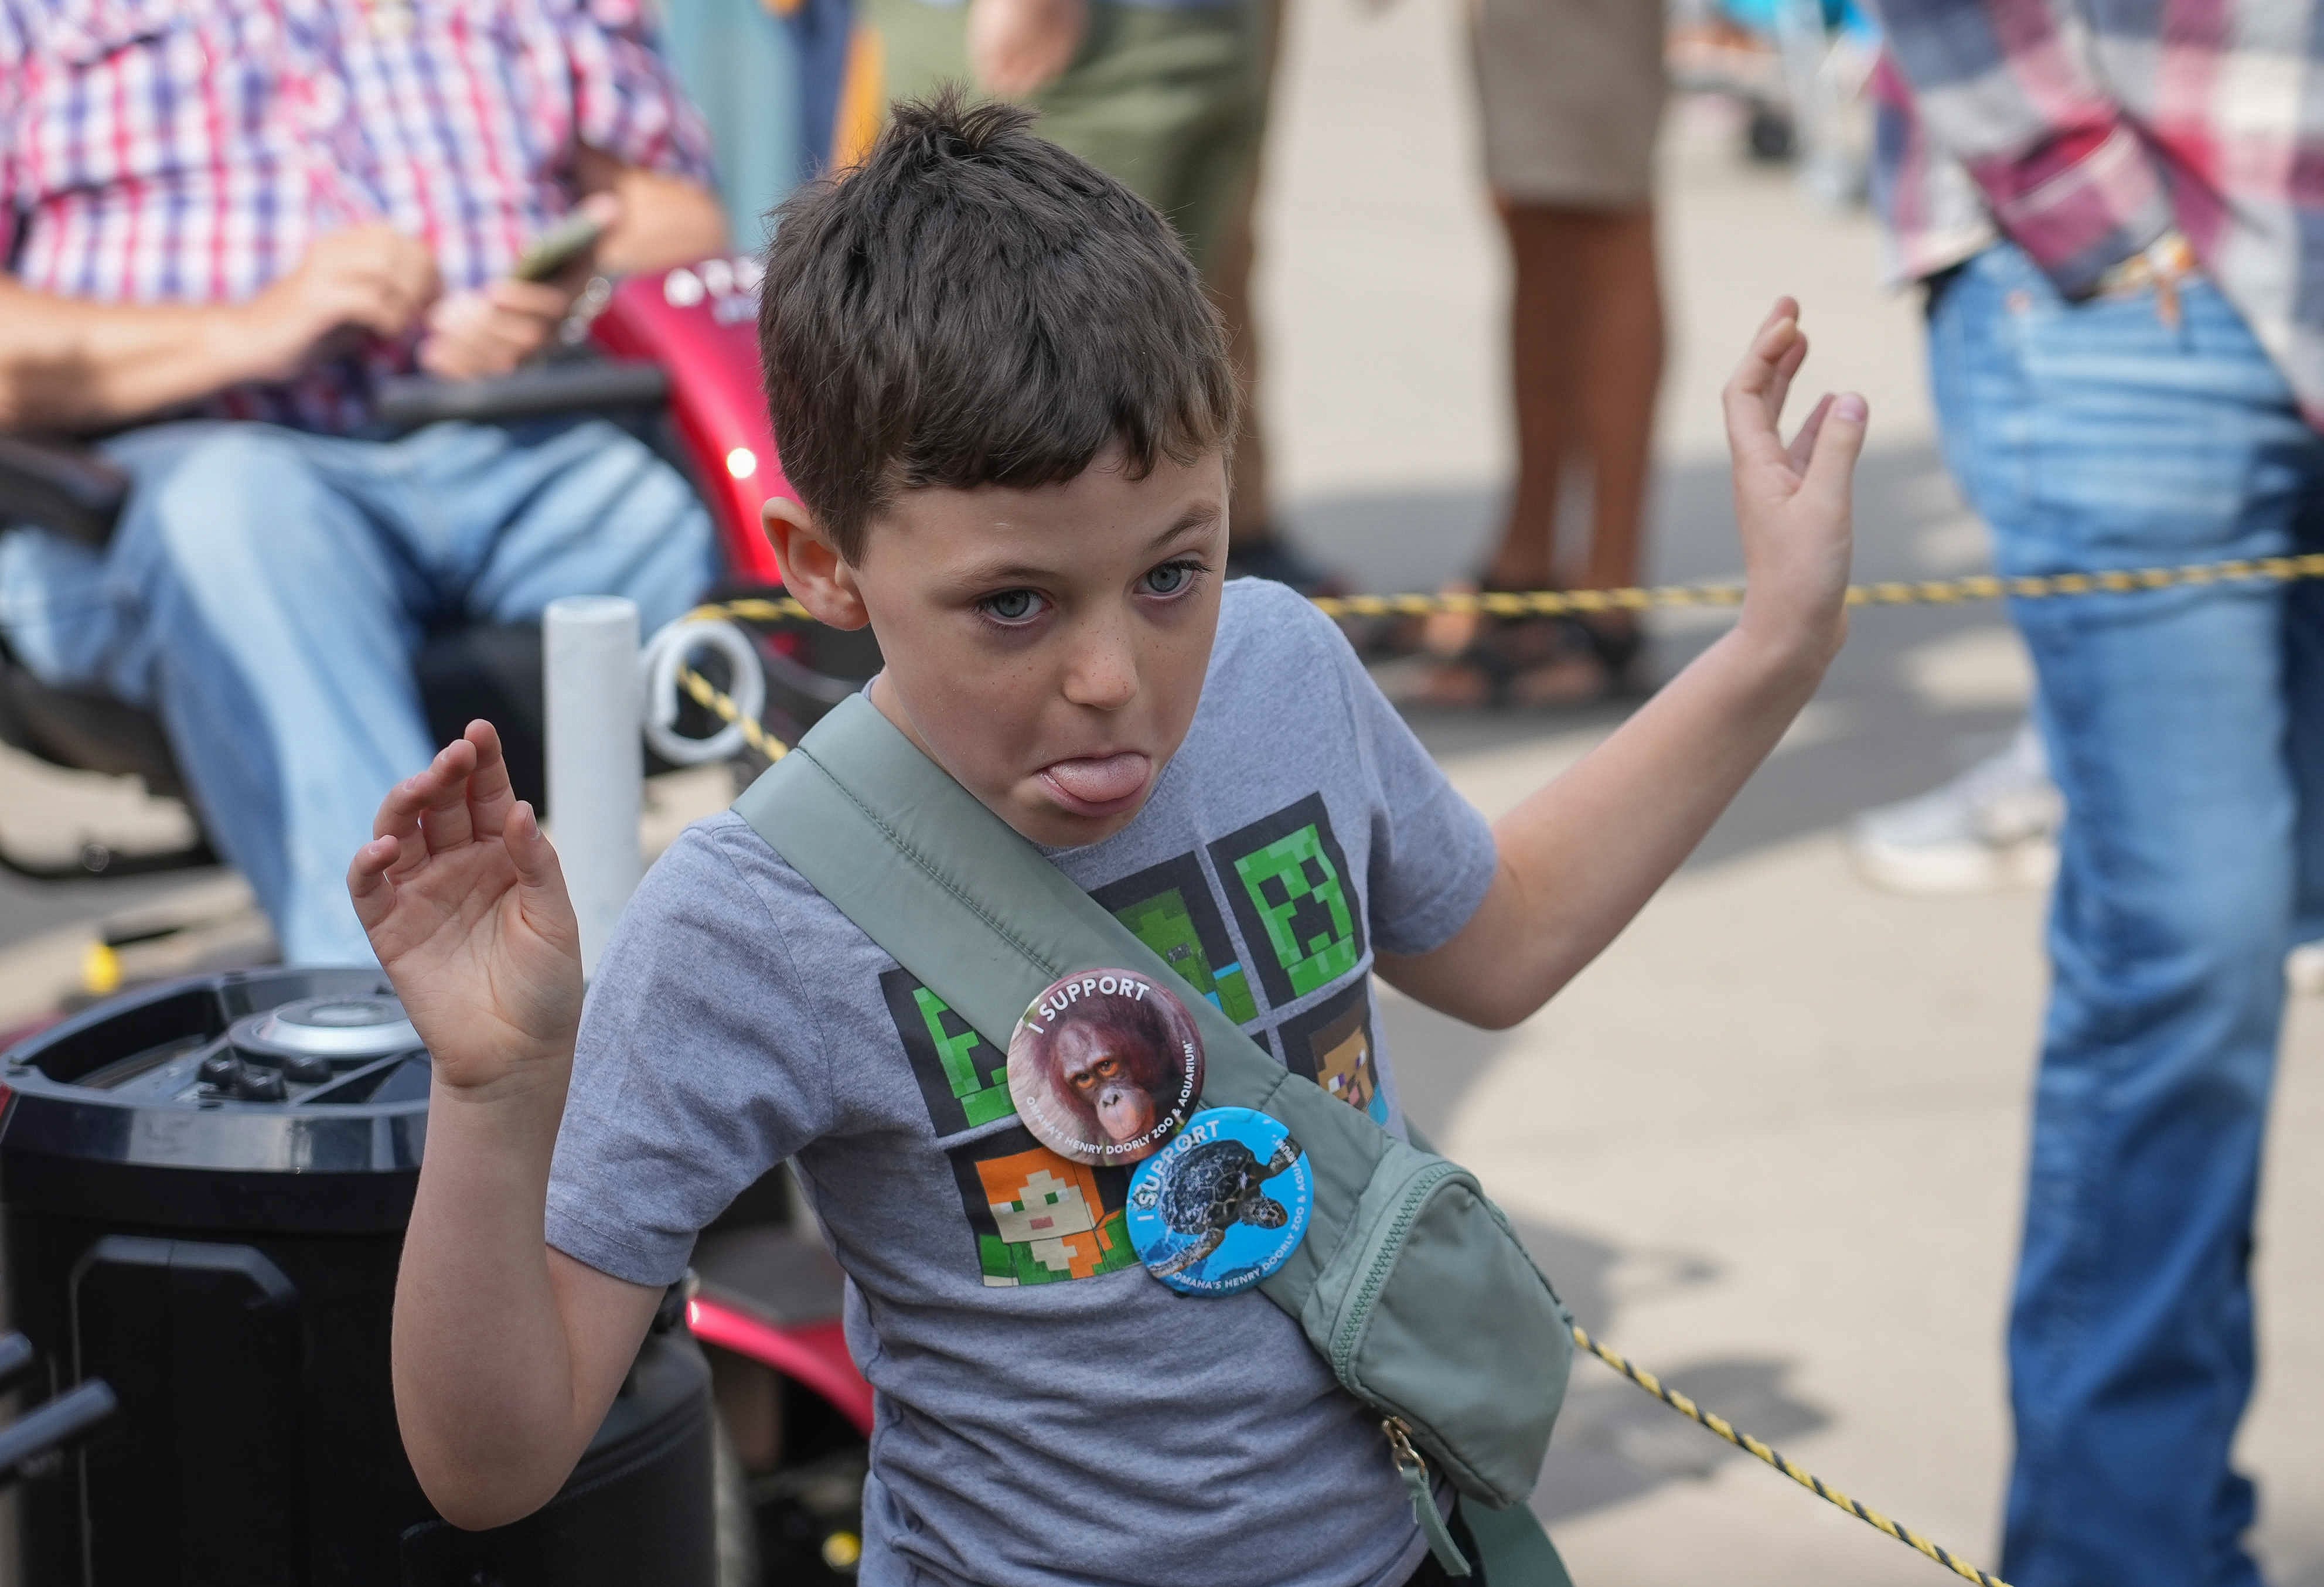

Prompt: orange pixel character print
[{"left": 972, "top": 1143, "right": 1137, "bottom": 1286}]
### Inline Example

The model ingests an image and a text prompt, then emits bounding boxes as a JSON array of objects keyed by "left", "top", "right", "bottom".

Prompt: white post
[{"left": 544, "top": 595, "right": 642, "bottom": 978}]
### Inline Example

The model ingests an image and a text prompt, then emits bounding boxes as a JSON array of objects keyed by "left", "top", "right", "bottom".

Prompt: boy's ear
[{"left": 762, "top": 496, "right": 870, "bottom": 632}]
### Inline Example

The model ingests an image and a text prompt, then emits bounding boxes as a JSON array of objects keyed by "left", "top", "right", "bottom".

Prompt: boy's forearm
[
  {"left": 393, "top": 1066, "right": 601, "bottom": 1527},
  {"left": 1382, "top": 622, "right": 1834, "bottom": 1027}
]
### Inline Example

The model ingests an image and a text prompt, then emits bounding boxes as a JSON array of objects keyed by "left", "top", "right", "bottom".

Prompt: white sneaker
[{"left": 1848, "top": 724, "right": 2063, "bottom": 894}]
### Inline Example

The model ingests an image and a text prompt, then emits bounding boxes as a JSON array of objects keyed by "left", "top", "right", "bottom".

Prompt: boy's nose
[{"left": 1060, "top": 622, "right": 1139, "bottom": 710}]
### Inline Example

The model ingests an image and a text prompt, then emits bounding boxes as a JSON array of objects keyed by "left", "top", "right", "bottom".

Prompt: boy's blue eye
[
  {"left": 982, "top": 589, "right": 1041, "bottom": 624},
  {"left": 1143, "top": 559, "right": 1201, "bottom": 597}
]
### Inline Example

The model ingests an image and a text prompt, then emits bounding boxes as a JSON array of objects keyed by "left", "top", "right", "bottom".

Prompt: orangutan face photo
[
  {"left": 1055, "top": 1020, "right": 1160, "bottom": 1147},
  {"left": 1006, "top": 971, "right": 1207, "bottom": 1167}
]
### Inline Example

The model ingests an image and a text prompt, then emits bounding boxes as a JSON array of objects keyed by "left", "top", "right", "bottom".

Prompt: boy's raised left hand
[{"left": 1724, "top": 297, "right": 1865, "bottom": 668}]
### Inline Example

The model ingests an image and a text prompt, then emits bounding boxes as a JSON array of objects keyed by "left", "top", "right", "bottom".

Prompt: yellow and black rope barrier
[
  {"left": 1569, "top": 1324, "right": 2008, "bottom": 1586},
  {"left": 674, "top": 661, "right": 788, "bottom": 763},
  {"left": 686, "top": 549, "right": 2324, "bottom": 631},
  {"left": 674, "top": 549, "right": 2324, "bottom": 771}
]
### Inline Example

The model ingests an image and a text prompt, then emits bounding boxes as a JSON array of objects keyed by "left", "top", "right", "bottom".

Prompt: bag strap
[{"left": 730, "top": 694, "right": 1395, "bottom": 1309}]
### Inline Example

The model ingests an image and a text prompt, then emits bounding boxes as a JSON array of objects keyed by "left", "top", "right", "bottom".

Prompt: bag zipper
[
  {"left": 1383, "top": 1416, "right": 1471, "bottom": 1578},
  {"left": 1329, "top": 1159, "right": 1461, "bottom": 1381}
]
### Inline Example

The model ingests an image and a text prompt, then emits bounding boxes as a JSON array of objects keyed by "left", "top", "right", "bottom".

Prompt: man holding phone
[{"left": 0, "top": 0, "right": 728, "bottom": 964}]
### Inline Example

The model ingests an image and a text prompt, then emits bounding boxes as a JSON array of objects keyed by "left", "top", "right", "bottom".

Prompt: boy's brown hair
[{"left": 757, "top": 90, "right": 1238, "bottom": 563}]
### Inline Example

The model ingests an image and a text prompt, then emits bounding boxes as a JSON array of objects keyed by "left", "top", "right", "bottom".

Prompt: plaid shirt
[
  {"left": 0, "top": 0, "right": 714, "bottom": 431},
  {"left": 1870, "top": 0, "right": 2324, "bottom": 425}
]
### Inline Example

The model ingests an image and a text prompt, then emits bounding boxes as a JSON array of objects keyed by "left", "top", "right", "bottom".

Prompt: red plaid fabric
[
  {"left": 0, "top": 0, "right": 714, "bottom": 431},
  {"left": 1870, "top": 0, "right": 2324, "bottom": 426}
]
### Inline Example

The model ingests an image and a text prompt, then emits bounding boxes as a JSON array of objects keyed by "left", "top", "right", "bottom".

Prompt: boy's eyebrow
[
  {"left": 1146, "top": 503, "right": 1220, "bottom": 551},
  {"left": 950, "top": 503, "right": 1221, "bottom": 588}
]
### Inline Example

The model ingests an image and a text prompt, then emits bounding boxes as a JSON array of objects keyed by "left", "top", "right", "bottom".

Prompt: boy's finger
[
  {"left": 464, "top": 720, "right": 518, "bottom": 836},
  {"left": 506, "top": 799, "right": 554, "bottom": 878},
  {"left": 1801, "top": 391, "right": 1870, "bottom": 507},
  {"left": 1765, "top": 331, "right": 1811, "bottom": 432},
  {"left": 418, "top": 737, "right": 481, "bottom": 854},
  {"left": 1786, "top": 393, "right": 1836, "bottom": 474},
  {"left": 1748, "top": 295, "right": 1798, "bottom": 342},
  {"left": 1722, "top": 310, "right": 1803, "bottom": 468},
  {"left": 347, "top": 836, "right": 401, "bottom": 934},
  {"left": 373, "top": 775, "right": 432, "bottom": 881},
  {"left": 505, "top": 802, "right": 578, "bottom": 938}
]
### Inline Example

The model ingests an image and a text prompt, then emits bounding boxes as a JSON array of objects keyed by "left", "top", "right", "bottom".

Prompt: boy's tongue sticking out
[{"left": 1040, "top": 751, "right": 1152, "bottom": 815}]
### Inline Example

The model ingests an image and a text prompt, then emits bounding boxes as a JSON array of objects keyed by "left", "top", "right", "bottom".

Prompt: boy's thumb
[
  {"left": 507, "top": 801, "right": 565, "bottom": 891},
  {"left": 1804, "top": 392, "right": 1868, "bottom": 502}
]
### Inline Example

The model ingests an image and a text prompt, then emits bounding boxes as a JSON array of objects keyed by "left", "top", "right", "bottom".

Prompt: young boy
[{"left": 350, "top": 94, "right": 1863, "bottom": 1586}]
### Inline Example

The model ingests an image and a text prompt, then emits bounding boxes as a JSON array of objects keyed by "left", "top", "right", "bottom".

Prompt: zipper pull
[{"left": 1384, "top": 1418, "right": 1471, "bottom": 1578}]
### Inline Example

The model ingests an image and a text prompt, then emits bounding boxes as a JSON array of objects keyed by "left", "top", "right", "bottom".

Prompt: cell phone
[{"left": 510, "top": 209, "right": 610, "bottom": 282}]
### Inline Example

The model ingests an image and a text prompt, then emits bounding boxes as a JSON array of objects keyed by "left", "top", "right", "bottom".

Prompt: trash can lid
[{"left": 1, "top": 969, "right": 430, "bottom": 1179}]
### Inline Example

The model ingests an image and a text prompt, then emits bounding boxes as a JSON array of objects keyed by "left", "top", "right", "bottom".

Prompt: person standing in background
[
  {"left": 1873, "top": 4, "right": 2324, "bottom": 1581},
  {"left": 1422, "top": 0, "right": 1667, "bottom": 706},
  {"left": 866, "top": 0, "right": 1342, "bottom": 591}
]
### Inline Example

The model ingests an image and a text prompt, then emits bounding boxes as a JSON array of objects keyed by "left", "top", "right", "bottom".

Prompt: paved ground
[{"left": 1, "top": 8, "right": 2318, "bottom": 1582}]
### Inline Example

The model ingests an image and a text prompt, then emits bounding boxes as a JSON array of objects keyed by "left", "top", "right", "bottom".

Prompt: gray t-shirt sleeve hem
[
  {"left": 1262, "top": 581, "right": 1498, "bottom": 959},
  {"left": 1371, "top": 801, "right": 1499, "bottom": 957},
  {"left": 546, "top": 1196, "right": 691, "bottom": 1289}
]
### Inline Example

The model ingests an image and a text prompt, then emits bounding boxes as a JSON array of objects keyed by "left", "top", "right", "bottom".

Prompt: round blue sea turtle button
[{"left": 1126, "top": 1106, "right": 1311, "bottom": 1296}]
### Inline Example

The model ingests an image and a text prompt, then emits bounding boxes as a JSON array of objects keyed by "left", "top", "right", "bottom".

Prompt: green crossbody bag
[{"left": 733, "top": 696, "right": 1576, "bottom": 1583}]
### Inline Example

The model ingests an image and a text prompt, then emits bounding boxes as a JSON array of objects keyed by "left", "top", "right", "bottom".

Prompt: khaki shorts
[
  {"left": 865, "top": 0, "right": 1269, "bottom": 274},
  {"left": 1470, "top": 0, "right": 1666, "bottom": 207}
]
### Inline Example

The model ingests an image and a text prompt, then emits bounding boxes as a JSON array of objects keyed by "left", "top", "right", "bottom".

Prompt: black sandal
[{"left": 1419, "top": 605, "right": 1651, "bottom": 708}]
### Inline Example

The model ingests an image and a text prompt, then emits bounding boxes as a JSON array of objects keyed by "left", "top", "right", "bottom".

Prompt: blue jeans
[
  {"left": 0, "top": 418, "right": 714, "bottom": 965},
  {"left": 1929, "top": 243, "right": 2324, "bottom": 1587}
]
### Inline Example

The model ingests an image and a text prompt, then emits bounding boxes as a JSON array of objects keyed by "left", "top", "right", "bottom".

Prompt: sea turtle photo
[{"left": 1146, "top": 1133, "right": 1305, "bottom": 1279}]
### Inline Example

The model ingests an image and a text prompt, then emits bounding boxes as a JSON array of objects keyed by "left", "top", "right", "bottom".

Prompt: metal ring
[{"left": 639, "top": 617, "right": 766, "bottom": 765}]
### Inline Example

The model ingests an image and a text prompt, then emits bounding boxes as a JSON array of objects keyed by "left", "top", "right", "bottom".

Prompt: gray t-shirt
[{"left": 548, "top": 579, "right": 1500, "bottom": 1587}]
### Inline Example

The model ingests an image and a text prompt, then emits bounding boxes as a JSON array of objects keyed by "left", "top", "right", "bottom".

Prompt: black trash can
[{"left": 0, "top": 968, "right": 714, "bottom": 1587}]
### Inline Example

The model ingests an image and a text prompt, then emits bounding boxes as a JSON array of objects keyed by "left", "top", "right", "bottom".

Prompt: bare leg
[
  {"left": 1484, "top": 200, "right": 1662, "bottom": 592},
  {"left": 1569, "top": 204, "right": 1662, "bottom": 597},
  {"left": 1425, "top": 200, "right": 1663, "bottom": 705},
  {"left": 1483, "top": 200, "right": 1579, "bottom": 590}
]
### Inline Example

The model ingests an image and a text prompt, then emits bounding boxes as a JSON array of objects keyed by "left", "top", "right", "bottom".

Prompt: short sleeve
[
  {"left": 1308, "top": 602, "right": 1497, "bottom": 957},
  {"left": 546, "top": 818, "right": 834, "bottom": 1286},
  {"left": 556, "top": 0, "right": 717, "bottom": 185}
]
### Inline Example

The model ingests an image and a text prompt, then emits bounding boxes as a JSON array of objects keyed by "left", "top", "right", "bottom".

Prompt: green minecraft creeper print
[
  {"left": 1208, "top": 794, "right": 1367, "bottom": 1007},
  {"left": 1240, "top": 827, "right": 1355, "bottom": 996},
  {"left": 1094, "top": 855, "right": 1261, "bottom": 1024},
  {"left": 915, "top": 986, "right": 1010, "bottom": 1123},
  {"left": 882, "top": 968, "right": 1014, "bottom": 1135}
]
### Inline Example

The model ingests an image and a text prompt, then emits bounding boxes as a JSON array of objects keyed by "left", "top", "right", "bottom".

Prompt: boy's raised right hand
[{"left": 348, "top": 720, "right": 584, "bottom": 1096}]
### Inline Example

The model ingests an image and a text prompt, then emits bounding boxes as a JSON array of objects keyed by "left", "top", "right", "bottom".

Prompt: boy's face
[{"left": 807, "top": 448, "right": 1228, "bottom": 847}]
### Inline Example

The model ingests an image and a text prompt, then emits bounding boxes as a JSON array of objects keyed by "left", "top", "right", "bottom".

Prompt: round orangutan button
[
  {"left": 1006, "top": 969, "right": 1205, "bottom": 1167},
  {"left": 1126, "top": 1107, "right": 1311, "bottom": 1296}
]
